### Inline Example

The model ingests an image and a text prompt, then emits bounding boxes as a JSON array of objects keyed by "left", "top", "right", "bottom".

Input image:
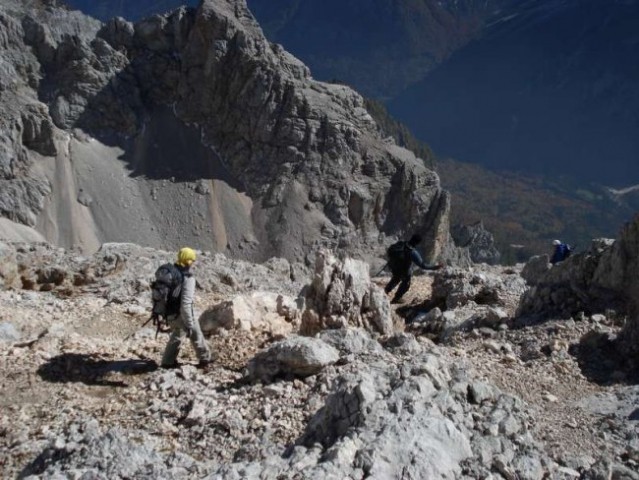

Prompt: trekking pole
[
  {"left": 374, "top": 263, "right": 388, "bottom": 277},
  {"left": 123, "top": 314, "right": 155, "bottom": 341}
]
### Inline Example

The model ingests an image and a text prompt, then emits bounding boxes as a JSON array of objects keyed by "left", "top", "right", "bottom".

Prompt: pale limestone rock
[
  {"left": 300, "top": 250, "right": 393, "bottom": 336},
  {"left": 199, "top": 291, "right": 300, "bottom": 336},
  {"left": 248, "top": 336, "right": 339, "bottom": 382},
  {"left": 0, "top": 0, "right": 450, "bottom": 265}
]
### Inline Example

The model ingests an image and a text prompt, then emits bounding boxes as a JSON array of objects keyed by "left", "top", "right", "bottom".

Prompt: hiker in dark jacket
[
  {"left": 550, "top": 239, "right": 572, "bottom": 265},
  {"left": 161, "top": 247, "right": 212, "bottom": 369},
  {"left": 385, "top": 234, "right": 442, "bottom": 304}
]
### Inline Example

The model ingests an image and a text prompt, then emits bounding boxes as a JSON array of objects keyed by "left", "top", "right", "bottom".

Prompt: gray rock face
[
  {"left": 248, "top": 336, "right": 339, "bottom": 382},
  {"left": 300, "top": 250, "right": 393, "bottom": 336},
  {"left": 21, "top": 420, "right": 203, "bottom": 479},
  {"left": 300, "top": 366, "right": 471, "bottom": 479},
  {"left": 409, "top": 265, "right": 524, "bottom": 342},
  {"left": 452, "top": 221, "right": 501, "bottom": 265},
  {"left": 381, "top": 332, "right": 423, "bottom": 355},
  {"left": 521, "top": 254, "right": 551, "bottom": 286},
  {"left": 593, "top": 217, "right": 639, "bottom": 358},
  {"left": 517, "top": 238, "right": 626, "bottom": 320},
  {"left": 432, "top": 267, "right": 526, "bottom": 311},
  {"left": 199, "top": 291, "right": 300, "bottom": 337},
  {"left": 0, "top": 0, "right": 451, "bottom": 264},
  {"left": 0, "top": 241, "right": 19, "bottom": 288},
  {"left": 318, "top": 328, "right": 383, "bottom": 356},
  {"left": 515, "top": 214, "right": 639, "bottom": 359},
  {"left": 213, "top": 349, "right": 556, "bottom": 480}
]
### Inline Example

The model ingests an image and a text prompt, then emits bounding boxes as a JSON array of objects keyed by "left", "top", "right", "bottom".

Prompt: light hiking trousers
[{"left": 161, "top": 315, "right": 211, "bottom": 366}]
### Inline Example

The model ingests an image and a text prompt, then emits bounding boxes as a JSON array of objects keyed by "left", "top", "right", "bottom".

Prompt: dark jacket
[
  {"left": 389, "top": 242, "right": 438, "bottom": 274},
  {"left": 551, "top": 243, "right": 571, "bottom": 264}
]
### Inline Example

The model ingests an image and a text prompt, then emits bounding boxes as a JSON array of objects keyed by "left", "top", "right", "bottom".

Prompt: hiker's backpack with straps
[
  {"left": 387, "top": 241, "right": 413, "bottom": 271},
  {"left": 151, "top": 263, "right": 183, "bottom": 318}
]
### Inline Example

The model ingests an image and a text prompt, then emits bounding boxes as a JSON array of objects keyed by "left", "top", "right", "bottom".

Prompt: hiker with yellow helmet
[{"left": 159, "top": 247, "right": 212, "bottom": 369}]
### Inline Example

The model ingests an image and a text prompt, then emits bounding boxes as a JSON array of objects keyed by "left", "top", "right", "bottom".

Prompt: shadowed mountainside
[
  {"left": 245, "top": 0, "right": 510, "bottom": 99},
  {"left": 0, "top": 0, "right": 455, "bottom": 264},
  {"left": 388, "top": 0, "right": 639, "bottom": 187},
  {"left": 241, "top": 0, "right": 639, "bottom": 256}
]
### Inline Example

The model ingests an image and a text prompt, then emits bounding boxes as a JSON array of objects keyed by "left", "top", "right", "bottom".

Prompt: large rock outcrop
[
  {"left": 517, "top": 214, "right": 639, "bottom": 358},
  {"left": 300, "top": 250, "right": 393, "bottom": 336},
  {"left": 0, "top": 0, "right": 451, "bottom": 264},
  {"left": 451, "top": 221, "right": 501, "bottom": 265},
  {"left": 517, "top": 239, "right": 625, "bottom": 320}
]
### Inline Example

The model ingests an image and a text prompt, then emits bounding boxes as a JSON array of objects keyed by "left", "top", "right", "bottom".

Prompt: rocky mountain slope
[
  {"left": 238, "top": 0, "right": 639, "bottom": 257},
  {"left": 389, "top": 0, "right": 639, "bottom": 187},
  {"left": 243, "top": 0, "right": 639, "bottom": 187},
  {"left": 1, "top": 215, "right": 639, "bottom": 478},
  {"left": 245, "top": 0, "right": 511, "bottom": 100},
  {"left": 0, "top": 0, "right": 453, "bottom": 264},
  {"left": 56, "top": 1, "right": 637, "bottom": 259},
  {"left": 363, "top": 100, "right": 636, "bottom": 262},
  {"left": 437, "top": 159, "right": 639, "bottom": 263}
]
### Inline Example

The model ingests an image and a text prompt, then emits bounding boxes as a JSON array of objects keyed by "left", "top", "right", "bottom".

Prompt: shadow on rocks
[
  {"left": 37, "top": 353, "right": 157, "bottom": 387},
  {"left": 569, "top": 332, "right": 639, "bottom": 386},
  {"left": 19, "top": 447, "right": 73, "bottom": 479}
]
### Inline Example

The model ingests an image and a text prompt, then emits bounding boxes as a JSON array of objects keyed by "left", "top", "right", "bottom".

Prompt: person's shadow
[{"left": 37, "top": 353, "right": 157, "bottom": 387}]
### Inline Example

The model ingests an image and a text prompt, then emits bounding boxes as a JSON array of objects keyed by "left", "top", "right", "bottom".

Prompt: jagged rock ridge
[{"left": 0, "top": 0, "right": 451, "bottom": 264}]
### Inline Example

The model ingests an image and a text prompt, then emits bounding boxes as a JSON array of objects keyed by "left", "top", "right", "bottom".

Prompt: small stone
[
  {"left": 125, "top": 305, "right": 147, "bottom": 316},
  {"left": 557, "top": 467, "right": 580, "bottom": 478},
  {"left": 469, "top": 382, "right": 496, "bottom": 404},
  {"left": 483, "top": 340, "right": 501, "bottom": 354},
  {"left": 501, "top": 354, "right": 519, "bottom": 364}
]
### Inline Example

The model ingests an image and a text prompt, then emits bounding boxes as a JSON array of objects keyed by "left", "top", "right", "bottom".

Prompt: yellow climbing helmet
[{"left": 177, "top": 247, "right": 197, "bottom": 267}]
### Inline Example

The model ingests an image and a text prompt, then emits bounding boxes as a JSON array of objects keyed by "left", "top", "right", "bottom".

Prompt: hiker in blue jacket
[
  {"left": 550, "top": 239, "right": 572, "bottom": 265},
  {"left": 384, "top": 234, "right": 442, "bottom": 304}
]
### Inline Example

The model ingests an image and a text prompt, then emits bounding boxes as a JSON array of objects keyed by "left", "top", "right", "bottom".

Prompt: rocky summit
[{"left": 0, "top": 0, "right": 454, "bottom": 264}]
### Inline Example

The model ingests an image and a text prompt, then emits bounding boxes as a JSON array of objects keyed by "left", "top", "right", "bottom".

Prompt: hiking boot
[{"left": 160, "top": 362, "right": 181, "bottom": 370}]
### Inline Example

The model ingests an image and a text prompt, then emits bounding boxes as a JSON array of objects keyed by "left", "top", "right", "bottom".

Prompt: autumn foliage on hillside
[{"left": 365, "top": 99, "right": 629, "bottom": 264}]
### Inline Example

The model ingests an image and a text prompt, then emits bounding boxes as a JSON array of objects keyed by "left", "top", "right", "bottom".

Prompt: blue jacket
[
  {"left": 551, "top": 243, "right": 570, "bottom": 264},
  {"left": 410, "top": 248, "right": 437, "bottom": 270}
]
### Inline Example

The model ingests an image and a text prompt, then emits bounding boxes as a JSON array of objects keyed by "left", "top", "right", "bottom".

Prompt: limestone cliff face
[
  {"left": 0, "top": 0, "right": 449, "bottom": 263},
  {"left": 594, "top": 216, "right": 639, "bottom": 358}
]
